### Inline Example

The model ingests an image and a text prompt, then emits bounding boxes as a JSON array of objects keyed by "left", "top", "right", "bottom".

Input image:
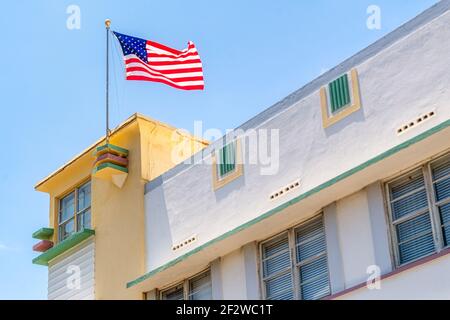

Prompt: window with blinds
[
  {"left": 387, "top": 153, "right": 450, "bottom": 266},
  {"left": 295, "top": 216, "right": 330, "bottom": 300},
  {"left": 160, "top": 270, "right": 212, "bottom": 300},
  {"left": 388, "top": 170, "right": 435, "bottom": 264},
  {"left": 431, "top": 154, "right": 450, "bottom": 247},
  {"left": 260, "top": 215, "right": 330, "bottom": 300},
  {"left": 188, "top": 271, "right": 212, "bottom": 300},
  {"left": 261, "top": 234, "right": 294, "bottom": 300},
  {"left": 161, "top": 284, "right": 184, "bottom": 300}
]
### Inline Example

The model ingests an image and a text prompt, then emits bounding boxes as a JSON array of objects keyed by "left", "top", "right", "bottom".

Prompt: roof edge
[
  {"left": 35, "top": 112, "right": 208, "bottom": 191},
  {"left": 144, "top": 0, "right": 450, "bottom": 186}
]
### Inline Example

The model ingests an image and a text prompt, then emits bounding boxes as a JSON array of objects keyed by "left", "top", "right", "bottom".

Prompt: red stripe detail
[
  {"left": 146, "top": 40, "right": 182, "bottom": 55},
  {"left": 126, "top": 75, "right": 204, "bottom": 90},
  {"left": 147, "top": 51, "right": 198, "bottom": 59},
  {"left": 126, "top": 67, "right": 203, "bottom": 83},
  {"left": 146, "top": 59, "right": 201, "bottom": 66},
  {"left": 125, "top": 58, "right": 203, "bottom": 75}
]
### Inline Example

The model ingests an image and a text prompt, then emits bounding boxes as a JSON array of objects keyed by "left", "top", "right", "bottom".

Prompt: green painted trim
[
  {"left": 93, "top": 143, "right": 129, "bottom": 157},
  {"left": 32, "top": 227, "right": 54, "bottom": 240},
  {"left": 127, "top": 120, "right": 450, "bottom": 288},
  {"left": 32, "top": 229, "right": 95, "bottom": 266},
  {"left": 92, "top": 162, "right": 128, "bottom": 175}
]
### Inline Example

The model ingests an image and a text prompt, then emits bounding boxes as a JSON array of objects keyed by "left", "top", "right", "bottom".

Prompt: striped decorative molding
[
  {"left": 33, "top": 240, "right": 54, "bottom": 252},
  {"left": 92, "top": 143, "right": 129, "bottom": 188},
  {"left": 32, "top": 229, "right": 95, "bottom": 266},
  {"left": 32, "top": 228, "right": 54, "bottom": 253},
  {"left": 32, "top": 227, "right": 54, "bottom": 240}
]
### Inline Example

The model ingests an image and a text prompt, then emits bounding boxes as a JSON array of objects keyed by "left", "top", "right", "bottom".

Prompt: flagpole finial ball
[{"left": 105, "top": 19, "right": 111, "bottom": 28}]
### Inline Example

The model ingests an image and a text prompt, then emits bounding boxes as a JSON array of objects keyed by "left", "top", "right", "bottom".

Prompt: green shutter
[
  {"left": 329, "top": 74, "right": 350, "bottom": 112},
  {"left": 218, "top": 142, "right": 236, "bottom": 177}
]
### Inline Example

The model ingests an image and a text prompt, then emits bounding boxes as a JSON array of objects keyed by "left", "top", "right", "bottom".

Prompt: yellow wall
[{"left": 36, "top": 114, "right": 208, "bottom": 300}]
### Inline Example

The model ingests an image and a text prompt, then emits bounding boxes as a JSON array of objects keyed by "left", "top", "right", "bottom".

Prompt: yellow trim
[
  {"left": 212, "top": 139, "right": 243, "bottom": 190},
  {"left": 35, "top": 113, "right": 208, "bottom": 191},
  {"left": 320, "top": 68, "right": 361, "bottom": 128}
]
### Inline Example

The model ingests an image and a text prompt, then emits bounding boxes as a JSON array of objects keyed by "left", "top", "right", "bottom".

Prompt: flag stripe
[
  {"left": 125, "top": 58, "right": 203, "bottom": 74},
  {"left": 124, "top": 55, "right": 204, "bottom": 89},
  {"left": 126, "top": 67, "right": 204, "bottom": 82},
  {"left": 126, "top": 75, "right": 204, "bottom": 90}
]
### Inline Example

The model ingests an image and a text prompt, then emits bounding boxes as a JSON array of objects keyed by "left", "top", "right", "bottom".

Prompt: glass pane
[
  {"left": 59, "top": 218, "right": 74, "bottom": 241},
  {"left": 434, "top": 177, "right": 450, "bottom": 202},
  {"left": 398, "top": 232, "right": 435, "bottom": 264},
  {"left": 263, "top": 251, "right": 291, "bottom": 277},
  {"left": 77, "top": 209, "right": 91, "bottom": 231},
  {"left": 265, "top": 272, "right": 293, "bottom": 300},
  {"left": 262, "top": 235, "right": 289, "bottom": 259},
  {"left": 390, "top": 171, "right": 424, "bottom": 199},
  {"left": 431, "top": 156, "right": 450, "bottom": 181},
  {"left": 296, "top": 234, "right": 326, "bottom": 262},
  {"left": 439, "top": 203, "right": 450, "bottom": 247},
  {"left": 295, "top": 217, "right": 324, "bottom": 244},
  {"left": 295, "top": 217, "right": 326, "bottom": 263},
  {"left": 77, "top": 181, "right": 91, "bottom": 212},
  {"left": 161, "top": 285, "right": 184, "bottom": 300},
  {"left": 299, "top": 255, "right": 329, "bottom": 285},
  {"left": 59, "top": 192, "right": 75, "bottom": 223},
  {"left": 396, "top": 213, "right": 432, "bottom": 244},
  {"left": 391, "top": 189, "right": 428, "bottom": 220},
  {"left": 300, "top": 273, "right": 330, "bottom": 300},
  {"left": 189, "top": 272, "right": 212, "bottom": 300}
]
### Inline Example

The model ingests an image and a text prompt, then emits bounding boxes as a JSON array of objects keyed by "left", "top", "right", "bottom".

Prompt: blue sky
[{"left": 0, "top": 0, "right": 438, "bottom": 299}]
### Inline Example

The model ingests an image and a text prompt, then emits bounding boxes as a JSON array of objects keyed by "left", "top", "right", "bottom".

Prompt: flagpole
[{"left": 105, "top": 19, "right": 111, "bottom": 144}]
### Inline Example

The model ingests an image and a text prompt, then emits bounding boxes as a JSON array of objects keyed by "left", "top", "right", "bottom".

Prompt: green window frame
[
  {"left": 218, "top": 142, "right": 236, "bottom": 178},
  {"left": 58, "top": 181, "right": 91, "bottom": 242},
  {"left": 328, "top": 74, "right": 351, "bottom": 113}
]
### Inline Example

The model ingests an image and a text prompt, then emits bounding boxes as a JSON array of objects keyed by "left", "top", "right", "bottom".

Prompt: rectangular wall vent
[
  {"left": 172, "top": 235, "right": 197, "bottom": 251},
  {"left": 397, "top": 111, "right": 435, "bottom": 135},
  {"left": 269, "top": 180, "right": 300, "bottom": 201}
]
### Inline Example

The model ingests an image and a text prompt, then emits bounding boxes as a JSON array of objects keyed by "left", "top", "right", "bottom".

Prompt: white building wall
[
  {"left": 220, "top": 249, "right": 247, "bottom": 300},
  {"left": 336, "top": 254, "right": 450, "bottom": 300},
  {"left": 144, "top": 5, "right": 450, "bottom": 273},
  {"left": 335, "top": 190, "right": 376, "bottom": 288},
  {"left": 48, "top": 238, "right": 95, "bottom": 300}
]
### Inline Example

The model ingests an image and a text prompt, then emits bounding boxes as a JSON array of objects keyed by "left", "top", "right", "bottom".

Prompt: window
[
  {"left": 160, "top": 270, "right": 212, "bottom": 300},
  {"left": 431, "top": 155, "right": 450, "bottom": 246},
  {"left": 58, "top": 181, "right": 91, "bottom": 242},
  {"left": 328, "top": 74, "right": 351, "bottom": 113},
  {"left": 260, "top": 215, "right": 330, "bottom": 300},
  {"left": 386, "top": 153, "right": 450, "bottom": 266},
  {"left": 218, "top": 142, "right": 236, "bottom": 179}
]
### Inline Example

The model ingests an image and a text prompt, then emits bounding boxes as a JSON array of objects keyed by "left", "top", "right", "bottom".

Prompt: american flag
[{"left": 113, "top": 31, "right": 204, "bottom": 90}]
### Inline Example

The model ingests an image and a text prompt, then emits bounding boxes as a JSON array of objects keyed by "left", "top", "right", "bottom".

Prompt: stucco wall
[
  {"left": 220, "top": 249, "right": 247, "bottom": 299},
  {"left": 144, "top": 5, "right": 450, "bottom": 272},
  {"left": 336, "top": 253, "right": 450, "bottom": 300},
  {"left": 335, "top": 190, "right": 376, "bottom": 288}
]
